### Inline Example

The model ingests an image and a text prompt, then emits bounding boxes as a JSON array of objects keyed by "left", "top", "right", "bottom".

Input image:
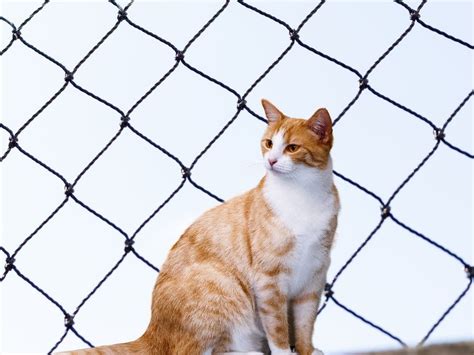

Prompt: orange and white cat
[{"left": 60, "top": 99, "right": 339, "bottom": 355}]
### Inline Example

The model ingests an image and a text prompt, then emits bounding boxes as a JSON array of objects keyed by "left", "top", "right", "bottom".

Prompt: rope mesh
[{"left": 0, "top": 0, "right": 472, "bottom": 353}]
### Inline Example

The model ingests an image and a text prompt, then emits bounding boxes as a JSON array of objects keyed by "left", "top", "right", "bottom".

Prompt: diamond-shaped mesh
[{"left": 0, "top": 0, "right": 472, "bottom": 353}]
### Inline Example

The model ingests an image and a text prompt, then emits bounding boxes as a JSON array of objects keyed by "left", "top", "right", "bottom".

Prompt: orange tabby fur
[{"left": 60, "top": 99, "right": 339, "bottom": 355}]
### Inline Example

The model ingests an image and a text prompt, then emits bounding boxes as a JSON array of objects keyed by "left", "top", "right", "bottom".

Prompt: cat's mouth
[{"left": 268, "top": 164, "right": 293, "bottom": 174}]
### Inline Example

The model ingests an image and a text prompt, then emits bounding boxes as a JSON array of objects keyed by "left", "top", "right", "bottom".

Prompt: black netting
[{"left": 1, "top": 1, "right": 472, "bottom": 353}]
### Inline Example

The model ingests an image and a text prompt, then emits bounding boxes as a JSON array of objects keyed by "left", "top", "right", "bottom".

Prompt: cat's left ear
[{"left": 307, "top": 108, "right": 333, "bottom": 145}]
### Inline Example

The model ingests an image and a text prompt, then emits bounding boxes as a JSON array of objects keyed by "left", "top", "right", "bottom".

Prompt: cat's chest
[
  {"left": 264, "top": 179, "right": 336, "bottom": 236},
  {"left": 263, "top": 178, "right": 336, "bottom": 295},
  {"left": 287, "top": 229, "right": 333, "bottom": 294}
]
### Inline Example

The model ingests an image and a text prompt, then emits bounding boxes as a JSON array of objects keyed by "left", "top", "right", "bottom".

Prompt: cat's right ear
[{"left": 261, "top": 99, "right": 283, "bottom": 123}]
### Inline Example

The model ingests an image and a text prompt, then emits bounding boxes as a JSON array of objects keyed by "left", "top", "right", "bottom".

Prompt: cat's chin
[{"left": 267, "top": 168, "right": 293, "bottom": 176}]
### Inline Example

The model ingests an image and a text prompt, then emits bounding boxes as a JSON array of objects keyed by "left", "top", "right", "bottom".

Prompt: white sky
[{"left": 1, "top": 0, "right": 472, "bottom": 354}]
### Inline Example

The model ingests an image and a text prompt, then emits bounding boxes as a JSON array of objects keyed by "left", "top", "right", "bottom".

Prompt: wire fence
[{"left": 0, "top": 0, "right": 472, "bottom": 353}]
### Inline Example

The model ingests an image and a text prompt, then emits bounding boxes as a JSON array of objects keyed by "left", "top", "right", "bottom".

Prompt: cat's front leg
[
  {"left": 255, "top": 286, "right": 292, "bottom": 355},
  {"left": 291, "top": 291, "right": 319, "bottom": 355},
  {"left": 291, "top": 256, "right": 331, "bottom": 355},
  {"left": 291, "top": 279, "right": 328, "bottom": 355}
]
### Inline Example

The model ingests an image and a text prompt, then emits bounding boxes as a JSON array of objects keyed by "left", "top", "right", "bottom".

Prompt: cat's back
[
  {"left": 145, "top": 188, "right": 262, "bottom": 346},
  {"left": 160, "top": 185, "right": 268, "bottom": 276}
]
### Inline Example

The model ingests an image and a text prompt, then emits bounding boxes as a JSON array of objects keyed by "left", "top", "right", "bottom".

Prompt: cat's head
[{"left": 260, "top": 99, "right": 333, "bottom": 176}]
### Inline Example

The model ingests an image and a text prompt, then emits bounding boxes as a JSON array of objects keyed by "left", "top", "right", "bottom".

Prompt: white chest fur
[{"left": 263, "top": 165, "right": 337, "bottom": 296}]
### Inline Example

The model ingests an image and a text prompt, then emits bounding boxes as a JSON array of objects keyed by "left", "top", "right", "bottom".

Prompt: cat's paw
[{"left": 311, "top": 349, "right": 324, "bottom": 355}]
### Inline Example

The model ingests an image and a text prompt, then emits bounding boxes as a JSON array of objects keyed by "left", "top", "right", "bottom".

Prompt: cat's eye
[
  {"left": 263, "top": 139, "right": 273, "bottom": 149},
  {"left": 286, "top": 144, "right": 300, "bottom": 153}
]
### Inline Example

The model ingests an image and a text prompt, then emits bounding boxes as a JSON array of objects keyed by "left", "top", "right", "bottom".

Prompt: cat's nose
[{"left": 268, "top": 158, "right": 278, "bottom": 167}]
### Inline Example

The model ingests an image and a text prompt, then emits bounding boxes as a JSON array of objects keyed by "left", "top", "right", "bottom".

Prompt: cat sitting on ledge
[{"left": 59, "top": 99, "right": 339, "bottom": 355}]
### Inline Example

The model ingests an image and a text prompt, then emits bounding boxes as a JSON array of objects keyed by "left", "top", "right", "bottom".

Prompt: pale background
[{"left": 0, "top": 0, "right": 472, "bottom": 354}]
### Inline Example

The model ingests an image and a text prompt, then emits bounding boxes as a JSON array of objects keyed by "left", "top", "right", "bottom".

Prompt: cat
[{"left": 59, "top": 99, "right": 339, "bottom": 355}]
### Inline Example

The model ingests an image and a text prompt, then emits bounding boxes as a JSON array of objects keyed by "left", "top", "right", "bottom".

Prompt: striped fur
[{"left": 59, "top": 100, "right": 339, "bottom": 355}]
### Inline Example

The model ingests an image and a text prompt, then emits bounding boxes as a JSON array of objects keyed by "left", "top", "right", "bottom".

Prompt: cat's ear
[
  {"left": 261, "top": 99, "right": 284, "bottom": 123},
  {"left": 307, "top": 108, "right": 332, "bottom": 145}
]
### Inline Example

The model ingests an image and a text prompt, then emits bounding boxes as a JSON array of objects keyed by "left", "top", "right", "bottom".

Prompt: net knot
[
  {"left": 124, "top": 239, "right": 135, "bottom": 253},
  {"left": 237, "top": 98, "right": 247, "bottom": 111},
  {"left": 8, "top": 136, "right": 18, "bottom": 149},
  {"left": 120, "top": 115, "right": 130, "bottom": 128},
  {"left": 117, "top": 9, "right": 128, "bottom": 22},
  {"left": 5, "top": 256, "right": 15, "bottom": 272},
  {"left": 175, "top": 51, "right": 184, "bottom": 62},
  {"left": 64, "top": 183, "right": 74, "bottom": 197},
  {"left": 410, "top": 10, "right": 420, "bottom": 21},
  {"left": 181, "top": 167, "right": 191, "bottom": 179},
  {"left": 359, "top": 78, "right": 368, "bottom": 90},
  {"left": 289, "top": 29, "right": 299, "bottom": 41},
  {"left": 64, "top": 71, "right": 74, "bottom": 82},
  {"left": 381, "top": 205, "right": 391, "bottom": 219},
  {"left": 434, "top": 128, "right": 445, "bottom": 141},
  {"left": 12, "top": 29, "right": 21, "bottom": 40},
  {"left": 466, "top": 265, "right": 474, "bottom": 279},
  {"left": 64, "top": 314, "right": 75, "bottom": 328},
  {"left": 324, "top": 283, "right": 334, "bottom": 298}
]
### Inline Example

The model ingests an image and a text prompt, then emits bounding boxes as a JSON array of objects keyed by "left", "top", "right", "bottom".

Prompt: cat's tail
[
  {"left": 55, "top": 334, "right": 208, "bottom": 355},
  {"left": 55, "top": 338, "right": 147, "bottom": 355}
]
